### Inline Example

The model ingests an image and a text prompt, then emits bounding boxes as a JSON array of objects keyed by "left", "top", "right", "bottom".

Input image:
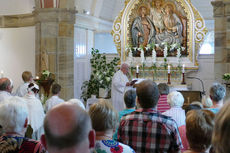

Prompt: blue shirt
[
  {"left": 204, "top": 108, "right": 220, "bottom": 114},
  {"left": 113, "top": 109, "right": 135, "bottom": 140}
]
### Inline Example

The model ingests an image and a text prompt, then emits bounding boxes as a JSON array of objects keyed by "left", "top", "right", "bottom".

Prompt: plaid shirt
[{"left": 118, "top": 108, "right": 182, "bottom": 153}]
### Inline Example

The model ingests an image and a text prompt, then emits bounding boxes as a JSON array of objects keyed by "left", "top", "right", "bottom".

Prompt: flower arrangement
[
  {"left": 81, "top": 48, "right": 120, "bottom": 101},
  {"left": 223, "top": 73, "right": 230, "bottom": 82}
]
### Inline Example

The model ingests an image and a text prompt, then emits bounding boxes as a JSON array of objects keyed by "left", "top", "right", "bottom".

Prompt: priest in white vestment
[
  {"left": 45, "top": 83, "right": 64, "bottom": 112},
  {"left": 111, "top": 63, "right": 131, "bottom": 112},
  {"left": 23, "top": 83, "right": 45, "bottom": 140},
  {"left": 0, "top": 78, "right": 13, "bottom": 102}
]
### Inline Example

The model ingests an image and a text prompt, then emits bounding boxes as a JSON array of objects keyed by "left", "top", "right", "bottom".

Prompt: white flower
[
  {"left": 152, "top": 49, "right": 156, "bottom": 64},
  {"left": 164, "top": 46, "right": 168, "bottom": 59},
  {"left": 177, "top": 48, "right": 181, "bottom": 63},
  {"left": 140, "top": 50, "right": 145, "bottom": 64},
  {"left": 155, "top": 44, "right": 159, "bottom": 48},
  {"left": 133, "top": 47, "right": 138, "bottom": 50},
  {"left": 171, "top": 43, "right": 177, "bottom": 50}
]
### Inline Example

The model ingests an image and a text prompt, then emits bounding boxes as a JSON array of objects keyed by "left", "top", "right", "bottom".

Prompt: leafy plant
[
  {"left": 81, "top": 48, "right": 120, "bottom": 101},
  {"left": 223, "top": 73, "right": 230, "bottom": 81}
]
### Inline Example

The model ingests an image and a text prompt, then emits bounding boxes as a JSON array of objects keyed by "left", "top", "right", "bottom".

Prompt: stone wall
[{"left": 34, "top": 0, "right": 76, "bottom": 100}]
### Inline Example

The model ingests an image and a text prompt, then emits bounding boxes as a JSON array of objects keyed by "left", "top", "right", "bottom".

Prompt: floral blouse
[{"left": 94, "top": 140, "right": 135, "bottom": 153}]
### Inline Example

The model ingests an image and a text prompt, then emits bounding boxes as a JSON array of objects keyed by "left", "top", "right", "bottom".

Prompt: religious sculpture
[
  {"left": 148, "top": 0, "right": 165, "bottom": 34},
  {"left": 131, "top": 5, "right": 156, "bottom": 47},
  {"left": 155, "top": 2, "right": 183, "bottom": 47},
  {"left": 41, "top": 49, "right": 49, "bottom": 71}
]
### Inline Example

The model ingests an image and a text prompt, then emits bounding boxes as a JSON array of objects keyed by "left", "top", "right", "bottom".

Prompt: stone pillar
[
  {"left": 34, "top": 0, "right": 76, "bottom": 100},
  {"left": 212, "top": 1, "right": 230, "bottom": 82}
]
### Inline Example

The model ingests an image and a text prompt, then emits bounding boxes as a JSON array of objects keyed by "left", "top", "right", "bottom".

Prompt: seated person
[
  {"left": 0, "top": 97, "right": 46, "bottom": 153},
  {"left": 0, "top": 77, "right": 13, "bottom": 102},
  {"left": 179, "top": 102, "right": 203, "bottom": 152},
  {"left": 41, "top": 103, "right": 95, "bottom": 153},
  {"left": 118, "top": 80, "right": 182, "bottom": 153},
  {"left": 205, "top": 83, "right": 226, "bottom": 114},
  {"left": 45, "top": 83, "right": 64, "bottom": 112},
  {"left": 163, "top": 91, "right": 186, "bottom": 127},
  {"left": 15, "top": 71, "right": 33, "bottom": 97},
  {"left": 156, "top": 83, "right": 170, "bottom": 113},
  {"left": 23, "top": 83, "right": 45, "bottom": 140},
  {"left": 89, "top": 99, "right": 134, "bottom": 153},
  {"left": 113, "top": 89, "right": 136, "bottom": 140},
  {"left": 185, "top": 109, "right": 215, "bottom": 153},
  {"left": 212, "top": 100, "right": 230, "bottom": 153}
]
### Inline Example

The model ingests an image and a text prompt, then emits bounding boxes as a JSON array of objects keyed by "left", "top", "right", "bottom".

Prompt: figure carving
[
  {"left": 131, "top": 5, "right": 156, "bottom": 47},
  {"left": 155, "top": 2, "right": 183, "bottom": 46},
  {"left": 148, "top": 0, "right": 165, "bottom": 34},
  {"left": 41, "top": 49, "right": 49, "bottom": 71}
]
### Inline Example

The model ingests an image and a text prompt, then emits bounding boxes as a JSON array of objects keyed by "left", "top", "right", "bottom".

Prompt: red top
[
  {"left": 157, "top": 94, "right": 170, "bottom": 113},
  {"left": 179, "top": 125, "right": 190, "bottom": 152}
]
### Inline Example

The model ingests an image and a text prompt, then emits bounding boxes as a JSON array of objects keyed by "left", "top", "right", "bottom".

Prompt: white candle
[
  {"left": 0, "top": 70, "right": 3, "bottom": 78},
  {"left": 36, "top": 76, "right": 39, "bottom": 79},
  {"left": 168, "top": 65, "right": 170, "bottom": 74},
  {"left": 182, "top": 64, "right": 185, "bottom": 73},
  {"left": 136, "top": 65, "right": 139, "bottom": 73}
]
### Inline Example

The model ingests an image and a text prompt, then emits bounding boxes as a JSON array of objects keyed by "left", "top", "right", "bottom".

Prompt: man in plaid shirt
[{"left": 118, "top": 80, "right": 182, "bottom": 153}]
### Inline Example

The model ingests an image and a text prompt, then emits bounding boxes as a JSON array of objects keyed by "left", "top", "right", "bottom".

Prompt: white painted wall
[
  {"left": 0, "top": 27, "right": 35, "bottom": 92},
  {"left": 0, "top": 0, "right": 34, "bottom": 15}
]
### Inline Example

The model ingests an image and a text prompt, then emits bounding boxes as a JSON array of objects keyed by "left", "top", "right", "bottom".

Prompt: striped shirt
[
  {"left": 157, "top": 94, "right": 170, "bottom": 113},
  {"left": 118, "top": 108, "right": 182, "bottom": 153},
  {"left": 163, "top": 107, "right": 186, "bottom": 127}
]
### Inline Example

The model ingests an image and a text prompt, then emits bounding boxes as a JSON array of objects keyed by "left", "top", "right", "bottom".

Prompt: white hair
[
  {"left": 67, "top": 99, "right": 85, "bottom": 110},
  {"left": 202, "top": 96, "right": 213, "bottom": 108},
  {"left": 0, "top": 96, "right": 28, "bottom": 133},
  {"left": 167, "top": 91, "right": 184, "bottom": 107}
]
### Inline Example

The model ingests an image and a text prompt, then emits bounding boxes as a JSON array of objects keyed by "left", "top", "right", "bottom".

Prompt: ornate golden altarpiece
[{"left": 112, "top": 0, "right": 207, "bottom": 70}]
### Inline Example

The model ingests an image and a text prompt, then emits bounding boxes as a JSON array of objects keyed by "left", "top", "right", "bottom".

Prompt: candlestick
[
  {"left": 136, "top": 65, "right": 139, "bottom": 73},
  {"left": 0, "top": 70, "right": 3, "bottom": 78},
  {"left": 168, "top": 65, "right": 170, "bottom": 74},
  {"left": 181, "top": 73, "right": 186, "bottom": 84},
  {"left": 167, "top": 73, "right": 171, "bottom": 84},
  {"left": 136, "top": 73, "right": 139, "bottom": 78},
  {"left": 182, "top": 64, "right": 185, "bottom": 73}
]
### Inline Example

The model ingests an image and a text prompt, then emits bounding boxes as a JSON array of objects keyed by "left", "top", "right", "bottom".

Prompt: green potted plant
[{"left": 81, "top": 48, "right": 120, "bottom": 102}]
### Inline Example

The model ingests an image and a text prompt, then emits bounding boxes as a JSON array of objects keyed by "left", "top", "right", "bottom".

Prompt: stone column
[
  {"left": 212, "top": 1, "right": 230, "bottom": 82},
  {"left": 34, "top": 0, "right": 76, "bottom": 100}
]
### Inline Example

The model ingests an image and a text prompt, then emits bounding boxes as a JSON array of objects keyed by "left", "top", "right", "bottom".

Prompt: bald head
[
  {"left": 120, "top": 63, "right": 129, "bottom": 75},
  {"left": 44, "top": 103, "right": 92, "bottom": 151},
  {"left": 0, "top": 78, "right": 13, "bottom": 92}
]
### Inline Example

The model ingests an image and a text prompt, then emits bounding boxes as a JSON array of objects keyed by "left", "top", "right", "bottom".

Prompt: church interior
[{"left": 0, "top": 0, "right": 230, "bottom": 152}]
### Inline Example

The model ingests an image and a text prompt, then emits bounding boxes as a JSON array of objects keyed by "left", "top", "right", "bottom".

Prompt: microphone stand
[{"left": 186, "top": 77, "right": 206, "bottom": 96}]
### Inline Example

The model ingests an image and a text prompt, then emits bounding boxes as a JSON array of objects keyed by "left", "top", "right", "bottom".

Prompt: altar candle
[
  {"left": 136, "top": 65, "right": 139, "bottom": 73},
  {"left": 182, "top": 64, "right": 185, "bottom": 73},
  {"left": 0, "top": 70, "right": 3, "bottom": 78},
  {"left": 168, "top": 65, "right": 170, "bottom": 74}
]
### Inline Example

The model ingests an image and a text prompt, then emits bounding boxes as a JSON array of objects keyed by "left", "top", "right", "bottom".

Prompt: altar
[{"left": 112, "top": 0, "right": 207, "bottom": 85}]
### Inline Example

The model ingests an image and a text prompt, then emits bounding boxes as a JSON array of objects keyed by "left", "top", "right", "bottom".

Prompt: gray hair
[
  {"left": 167, "top": 91, "right": 184, "bottom": 107},
  {"left": 124, "top": 89, "right": 136, "bottom": 108},
  {"left": 210, "top": 83, "right": 226, "bottom": 102},
  {"left": 0, "top": 78, "right": 11, "bottom": 91},
  {"left": 158, "top": 83, "right": 169, "bottom": 95},
  {"left": 0, "top": 97, "right": 28, "bottom": 133}
]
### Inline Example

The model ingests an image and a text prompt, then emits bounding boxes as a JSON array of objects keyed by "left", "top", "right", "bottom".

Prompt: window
[
  {"left": 94, "top": 33, "right": 117, "bottom": 54},
  {"left": 199, "top": 31, "right": 214, "bottom": 54}
]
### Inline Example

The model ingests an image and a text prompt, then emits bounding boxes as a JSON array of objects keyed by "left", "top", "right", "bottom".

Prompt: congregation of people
[{"left": 0, "top": 68, "right": 229, "bottom": 153}]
